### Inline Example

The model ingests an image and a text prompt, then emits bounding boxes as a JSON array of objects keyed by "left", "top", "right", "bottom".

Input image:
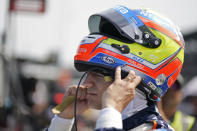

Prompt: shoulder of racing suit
[{"left": 95, "top": 105, "right": 174, "bottom": 131}]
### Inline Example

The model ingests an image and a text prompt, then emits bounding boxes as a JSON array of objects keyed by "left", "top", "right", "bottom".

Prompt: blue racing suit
[
  {"left": 46, "top": 104, "right": 173, "bottom": 131},
  {"left": 95, "top": 104, "right": 173, "bottom": 131}
]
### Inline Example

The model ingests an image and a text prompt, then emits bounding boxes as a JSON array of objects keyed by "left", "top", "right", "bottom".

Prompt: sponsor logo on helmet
[
  {"left": 114, "top": 6, "right": 128, "bottom": 14},
  {"left": 132, "top": 56, "right": 144, "bottom": 63},
  {"left": 156, "top": 74, "right": 166, "bottom": 85},
  {"left": 148, "top": 81, "right": 157, "bottom": 90},
  {"left": 101, "top": 56, "right": 116, "bottom": 64},
  {"left": 149, "top": 55, "right": 159, "bottom": 63},
  {"left": 127, "top": 59, "right": 144, "bottom": 70},
  {"left": 78, "top": 47, "right": 87, "bottom": 53},
  {"left": 148, "top": 81, "right": 162, "bottom": 95}
]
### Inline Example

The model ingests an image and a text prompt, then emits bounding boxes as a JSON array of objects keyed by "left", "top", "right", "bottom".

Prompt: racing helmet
[{"left": 74, "top": 5, "right": 185, "bottom": 100}]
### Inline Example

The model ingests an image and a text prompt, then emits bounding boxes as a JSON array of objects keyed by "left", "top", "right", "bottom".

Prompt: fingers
[
  {"left": 115, "top": 67, "right": 140, "bottom": 84},
  {"left": 131, "top": 76, "right": 141, "bottom": 88},
  {"left": 123, "top": 70, "right": 136, "bottom": 82},
  {"left": 115, "top": 66, "right": 121, "bottom": 80},
  {"left": 65, "top": 85, "right": 87, "bottom": 100},
  {"left": 122, "top": 70, "right": 141, "bottom": 89},
  {"left": 78, "top": 87, "right": 87, "bottom": 100},
  {"left": 124, "top": 70, "right": 141, "bottom": 88},
  {"left": 65, "top": 86, "right": 75, "bottom": 97}
]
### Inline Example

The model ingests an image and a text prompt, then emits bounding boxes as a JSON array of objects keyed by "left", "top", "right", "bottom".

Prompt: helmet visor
[{"left": 88, "top": 6, "right": 161, "bottom": 48}]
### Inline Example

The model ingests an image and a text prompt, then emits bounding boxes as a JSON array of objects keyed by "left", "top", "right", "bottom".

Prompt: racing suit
[{"left": 47, "top": 91, "right": 174, "bottom": 131}]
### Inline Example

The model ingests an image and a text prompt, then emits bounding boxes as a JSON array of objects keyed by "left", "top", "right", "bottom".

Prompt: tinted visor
[{"left": 88, "top": 6, "right": 161, "bottom": 48}]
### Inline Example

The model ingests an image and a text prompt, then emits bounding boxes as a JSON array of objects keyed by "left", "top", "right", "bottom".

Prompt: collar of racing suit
[
  {"left": 122, "top": 89, "right": 148, "bottom": 120},
  {"left": 121, "top": 90, "right": 171, "bottom": 130}
]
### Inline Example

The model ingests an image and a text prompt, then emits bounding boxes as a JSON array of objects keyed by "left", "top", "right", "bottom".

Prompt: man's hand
[
  {"left": 102, "top": 66, "right": 141, "bottom": 112},
  {"left": 58, "top": 85, "right": 89, "bottom": 119}
]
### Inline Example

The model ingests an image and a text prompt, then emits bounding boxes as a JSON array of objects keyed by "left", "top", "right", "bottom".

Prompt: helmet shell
[{"left": 74, "top": 6, "right": 184, "bottom": 97}]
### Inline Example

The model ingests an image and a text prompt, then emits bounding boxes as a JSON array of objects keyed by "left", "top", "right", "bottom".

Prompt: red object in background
[
  {"left": 54, "top": 93, "right": 64, "bottom": 104},
  {"left": 9, "top": 0, "right": 46, "bottom": 13}
]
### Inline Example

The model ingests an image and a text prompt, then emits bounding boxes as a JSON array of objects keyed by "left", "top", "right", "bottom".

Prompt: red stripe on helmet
[
  {"left": 74, "top": 36, "right": 108, "bottom": 61},
  {"left": 167, "top": 59, "right": 183, "bottom": 88}
]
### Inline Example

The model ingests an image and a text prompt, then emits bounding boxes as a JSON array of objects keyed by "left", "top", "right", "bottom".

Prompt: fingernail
[{"left": 117, "top": 66, "right": 121, "bottom": 70}]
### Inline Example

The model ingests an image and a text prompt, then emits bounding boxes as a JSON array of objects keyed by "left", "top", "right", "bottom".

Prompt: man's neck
[{"left": 122, "top": 90, "right": 148, "bottom": 120}]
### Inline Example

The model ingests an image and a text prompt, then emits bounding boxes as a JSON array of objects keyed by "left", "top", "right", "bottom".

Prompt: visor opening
[{"left": 93, "top": 17, "right": 132, "bottom": 43}]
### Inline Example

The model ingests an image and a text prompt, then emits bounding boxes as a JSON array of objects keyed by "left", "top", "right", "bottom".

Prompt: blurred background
[{"left": 0, "top": 0, "right": 197, "bottom": 131}]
